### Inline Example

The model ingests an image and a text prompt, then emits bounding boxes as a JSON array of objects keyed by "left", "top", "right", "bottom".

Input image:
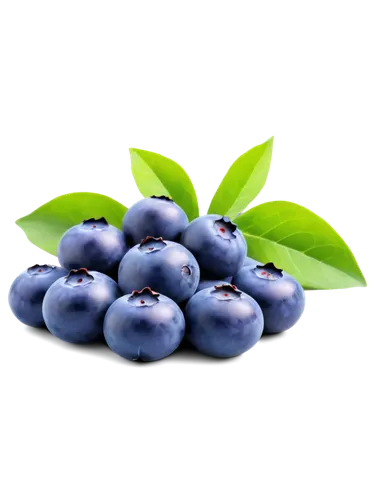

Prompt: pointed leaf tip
[{"left": 208, "top": 137, "right": 274, "bottom": 219}]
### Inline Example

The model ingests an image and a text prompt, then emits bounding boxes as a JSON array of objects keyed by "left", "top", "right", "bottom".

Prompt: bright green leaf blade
[
  {"left": 235, "top": 201, "right": 366, "bottom": 290},
  {"left": 129, "top": 148, "right": 199, "bottom": 221},
  {"left": 16, "top": 192, "right": 127, "bottom": 256},
  {"left": 208, "top": 137, "right": 274, "bottom": 219}
]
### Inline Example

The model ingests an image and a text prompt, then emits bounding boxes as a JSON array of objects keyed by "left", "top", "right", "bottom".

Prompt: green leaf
[
  {"left": 129, "top": 148, "right": 199, "bottom": 221},
  {"left": 235, "top": 201, "right": 366, "bottom": 290},
  {"left": 208, "top": 137, "right": 274, "bottom": 219},
  {"left": 16, "top": 192, "right": 127, "bottom": 256}
]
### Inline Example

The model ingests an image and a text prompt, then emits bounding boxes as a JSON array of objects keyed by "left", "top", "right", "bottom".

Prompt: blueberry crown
[
  {"left": 214, "top": 283, "right": 240, "bottom": 294},
  {"left": 217, "top": 216, "right": 237, "bottom": 231},
  {"left": 140, "top": 235, "right": 165, "bottom": 245},
  {"left": 256, "top": 262, "right": 283, "bottom": 278},
  {"left": 28, "top": 264, "right": 55, "bottom": 272},
  {"left": 211, "top": 283, "right": 242, "bottom": 300},
  {"left": 82, "top": 217, "right": 108, "bottom": 227},
  {"left": 65, "top": 268, "right": 94, "bottom": 280},
  {"left": 131, "top": 287, "right": 160, "bottom": 298},
  {"left": 151, "top": 195, "right": 173, "bottom": 202}
]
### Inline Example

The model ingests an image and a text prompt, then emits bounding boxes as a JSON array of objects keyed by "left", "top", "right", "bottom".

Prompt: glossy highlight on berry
[
  {"left": 180, "top": 214, "right": 247, "bottom": 278},
  {"left": 122, "top": 195, "right": 189, "bottom": 246},
  {"left": 58, "top": 217, "right": 128, "bottom": 278},
  {"left": 185, "top": 284, "right": 264, "bottom": 358},
  {"left": 118, "top": 236, "right": 200, "bottom": 303},
  {"left": 104, "top": 287, "right": 185, "bottom": 361},
  {"left": 8, "top": 264, "right": 67, "bottom": 327},
  {"left": 232, "top": 262, "right": 305, "bottom": 334},
  {"left": 43, "top": 268, "right": 121, "bottom": 343}
]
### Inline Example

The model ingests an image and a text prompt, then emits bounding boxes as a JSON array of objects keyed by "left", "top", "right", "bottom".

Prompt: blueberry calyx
[
  {"left": 150, "top": 195, "right": 173, "bottom": 202},
  {"left": 129, "top": 287, "right": 160, "bottom": 307},
  {"left": 27, "top": 264, "right": 56, "bottom": 275},
  {"left": 214, "top": 217, "right": 237, "bottom": 240},
  {"left": 131, "top": 287, "right": 160, "bottom": 298},
  {"left": 254, "top": 262, "right": 283, "bottom": 281},
  {"left": 140, "top": 235, "right": 165, "bottom": 245},
  {"left": 213, "top": 283, "right": 239, "bottom": 292},
  {"left": 66, "top": 267, "right": 91, "bottom": 277},
  {"left": 82, "top": 217, "right": 109, "bottom": 229},
  {"left": 181, "top": 265, "right": 192, "bottom": 276},
  {"left": 65, "top": 268, "right": 94, "bottom": 286},
  {"left": 211, "top": 283, "right": 241, "bottom": 300},
  {"left": 27, "top": 264, "right": 52, "bottom": 271},
  {"left": 139, "top": 236, "right": 167, "bottom": 253}
]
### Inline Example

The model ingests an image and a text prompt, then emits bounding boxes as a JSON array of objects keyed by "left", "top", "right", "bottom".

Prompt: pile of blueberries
[{"left": 9, "top": 196, "right": 305, "bottom": 361}]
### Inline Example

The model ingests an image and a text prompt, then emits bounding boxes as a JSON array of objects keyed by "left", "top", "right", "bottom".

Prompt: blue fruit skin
[
  {"left": 242, "top": 256, "right": 262, "bottom": 268},
  {"left": 180, "top": 214, "right": 247, "bottom": 278},
  {"left": 42, "top": 270, "right": 121, "bottom": 343},
  {"left": 9, "top": 265, "right": 67, "bottom": 327},
  {"left": 58, "top": 218, "right": 128, "bottom": 278},
  {"left": 232, "top": 264, "right": 305, "bottom": 334},
  {"left": 196, "top": 279, "right": 231, "bottom": 292},
  {"left": 104, "top": 289, "right": 185, "bottom": 361},
  {"left": 185, "top": 285, "right": 264, "bottom": 358},
  {"left": 118, "top": 238, "right": 200, "bottom": 303},
  {"left": 122, "top": 196, "right": 189, "bottom": 246},
  {"left": 200, "top": 269, "right": 233, "bottom": 282}
]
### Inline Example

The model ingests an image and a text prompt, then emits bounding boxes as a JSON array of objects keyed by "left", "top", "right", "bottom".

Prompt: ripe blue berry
[
  {"left": 104, "top": 288, "right": 185, "bottom": 361},
  {"left": 185, "top": 284, "right": 264, "bottom": 358},
  {"left": 180, "top": 215, "right": 247, "bottom": 278},
  {"left": 8, "top": 264, "right": 67, "bottom": 327},
  {"left": 118, "top": 236, "right": 200, "bottom": 303},
  {"left": 42, "top": 268, "right": 121, "bottom": 343},
  {"left": 122, "top": 195, "right": 189, "bottom": 246},
  {"left": 58, "top": 217, "right": 127, "bottom": 278},
  {"left": 232, "top": 263, "right": 305, "bottom": 334},
  {"left": 242, "top": 256, "right": 262, "bottom": 268}
]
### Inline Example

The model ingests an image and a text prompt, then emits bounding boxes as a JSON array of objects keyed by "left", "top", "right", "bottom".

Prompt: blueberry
[
  {"left": 200, "top": 270, "right": 233, "bottom": 282},
  {"left": 196, "top": 279, "right": 231, "bottom": 293},
  {"left": 122, "top": 195, "right": 189, "bottom": 246},
  {"left": 8, "top": 264, "right": 67, "bottom": 327},
  {"left": 180, "top": 215, "right": 247, "bottom": 278},
  {"left": 185, "top": 284, "right": 263, "bottom": 358},
  {"left": 42, "top": 268, "right": 121, "bottom": 343},
  {"left": 118, "top": 236, "right": 200, "bottom": 303},
  {"left": 242, "top": 256, "right": 262, "bottom": 268},
  {"left": 232, "top": 262, "right": 305, "bottom": 334},
  {"left": 58, "top": 217, "right": 128, "bottom": 278},
  {"left": 104, "top": 287, "right": 185, "bottom": 361}
]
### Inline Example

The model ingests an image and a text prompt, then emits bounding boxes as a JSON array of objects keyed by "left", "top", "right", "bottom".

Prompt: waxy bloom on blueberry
[
  {"left": 232, "top": 263, "right": 305, "bottom": 334},
  {"left": 185, "top": 284, "right": 264, "bottom": 358},
  {"left": 242, "top": 256, "right": 263, "bottom": 268},
  {"left": 104, "top": 287, "right": 185, "bottom": 361},
  {"left": 42, "top": 268, "right": 121, "bottom": 343},
  {"left": 118, "top": 236, "right": 200, "bottom": 303},
  {"left": 8, "top": 264, "right": 67, "bottom": 327},
  {"left": 180, "top": 214, "right": 247, "bottom": 278},
  {"left": 58, "top": 217, "right": 128, "bottom": 279},
  {"left": 122, "top": 195, "right": 189, "bottom": 246}
]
